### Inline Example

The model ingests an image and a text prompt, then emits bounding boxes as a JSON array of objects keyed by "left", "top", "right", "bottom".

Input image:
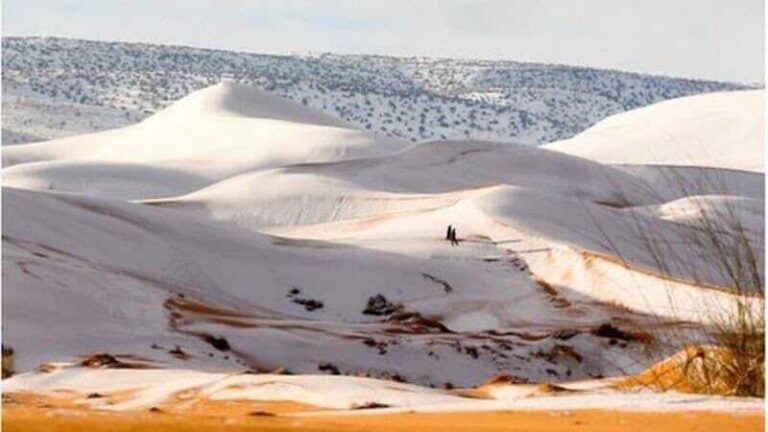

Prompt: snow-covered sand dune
[
  {"left": 4, "top": 186, "right": 638, "bottom": 385},
  {"left": 3, "top": 83, "right": 763, "bottom": 410},
  {"left": 3, "top": 160, "right": 212, "bottom": 200},
  {"left": 3, "top": 82, "right": 408, "bottom": 198},
  {"left": 264, "top": 182, "right": 762, "bottom": 323},
  {"left": 545, "top": 90, "right": 764, "bottom": 172},
  {"left": 143, "top": 140, "right": 658, "bottom": 229}
]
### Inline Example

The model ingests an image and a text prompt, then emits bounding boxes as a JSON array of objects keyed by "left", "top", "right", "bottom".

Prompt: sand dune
[
  {"left": 545, "top": 90, "right": 764, "bottom": 172},
  {"left": 2, "top": 83, "right": 763, "bottom": 422},
  {"left": 3, "top": 82, "right": 408, "bottom": 198},
  {"left": 143, "top": 140, "right": 659, "bottom": 233}
]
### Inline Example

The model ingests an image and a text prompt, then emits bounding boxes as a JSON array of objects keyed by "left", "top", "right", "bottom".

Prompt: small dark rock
[{"left": 202, "top": 334, "right": 231, "bottom": 351}]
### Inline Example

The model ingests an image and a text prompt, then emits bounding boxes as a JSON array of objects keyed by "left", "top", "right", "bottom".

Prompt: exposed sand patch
[{"left": 3, "top": 393, "right": 763, "bottom": 432}]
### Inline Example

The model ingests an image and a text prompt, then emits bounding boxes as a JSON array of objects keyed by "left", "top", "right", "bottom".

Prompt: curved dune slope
[
  {"left": 264, "top": 183, "right": 762, "bottom": 321},
  {"left": 146, "top": 80, "right": 353, "bottom": 128},
  {"left": 7, "top": 187, "right": 629, "bottom": 386},
  {"left": 151, "top": 140, "right": 658, "bottom": 229},
  {"left": 3, "top": 83, "right": 764, "bottom": 398},
  {"left": 3, "top": 83, "right": 408, "bottom": 198},
  {"left": 545, "top": 90, "right": 764, "bottom": 172},
  {"left": 465, "top": 186, "right": 764, "bottom": 293},
  {"left": 614, "top": 164, "right": 764, "bottom": 202},
  {"left": 2, "top": 160, "right": 212, "bottom": 200}
]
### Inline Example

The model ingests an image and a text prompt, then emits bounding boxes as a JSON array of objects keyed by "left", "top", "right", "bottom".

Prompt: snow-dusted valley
[
  {"left": 2, "top": 37, "right": 753, "bottom": 146},
  {"left": 1, "top": 39, "right": 764, "bottom": 422}
]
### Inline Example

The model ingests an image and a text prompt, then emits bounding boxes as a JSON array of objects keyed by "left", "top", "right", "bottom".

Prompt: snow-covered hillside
[
  {"left": 2, "top": 37, "right": 753, "bottom": 146},
  {"left": 3, "top": 83, "right": 763, "bottom": 395}
]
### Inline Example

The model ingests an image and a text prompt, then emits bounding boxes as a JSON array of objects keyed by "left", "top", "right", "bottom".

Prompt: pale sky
[{"left": 3, "top": 0, "right": 764, "bottom": 83}]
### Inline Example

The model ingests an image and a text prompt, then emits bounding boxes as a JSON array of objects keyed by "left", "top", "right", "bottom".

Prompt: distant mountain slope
[{"left": 1, "top": 37, "right": 753, "bottom": 145}]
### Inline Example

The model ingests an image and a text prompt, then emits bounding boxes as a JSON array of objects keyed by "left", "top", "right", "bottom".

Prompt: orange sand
[{"left": 3, "top": 392, "right": 762, "bottom": 432}]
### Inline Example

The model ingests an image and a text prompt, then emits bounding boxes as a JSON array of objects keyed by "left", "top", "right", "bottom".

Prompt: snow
[
  {"left": 3, "top": 82, "right": 408, "bottom": 198},
  {"left": 614, "top": 164, "right": 763, "bottom": 202},
  {"left": 150, "top": 140, "right": 657, "bottom": 231},
  {"left": 4, "top": 367, "right": 762, "bottom": 413},
  {"left": 4, "top": 186, "right": 595, "bottom": 384},
  {"left": 149, "top": 80, "right": 352, "bottom": 129},
  {"left": 3, "top": 37, "right": 749, "bottom": 146},
  {"left": 2, "top": 80, "right": 763, "bottom": 411},
  {"left": 3, "top": 367, "right": 466, "bottom": 411},
  {"left": 546, "top": 90, "right": 764, "bottom": 172},
  {"left": 467, "top": 185, "right": 763, "bottom": 293},
  {"left": 261, "top": 182, "right": 762, "bottom": 323},
  {"left": 3, "top": 160, "right": 211, "bottom": 200}
]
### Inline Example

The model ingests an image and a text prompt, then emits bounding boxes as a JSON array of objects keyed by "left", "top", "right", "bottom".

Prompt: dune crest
[{"left": 2, "top": 83, "right": 763, "bottom": 418}]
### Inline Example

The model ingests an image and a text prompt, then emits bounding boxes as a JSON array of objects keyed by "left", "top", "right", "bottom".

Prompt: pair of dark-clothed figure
[{"left": 446, "top": 225, "right": 459, "bottom": 246}]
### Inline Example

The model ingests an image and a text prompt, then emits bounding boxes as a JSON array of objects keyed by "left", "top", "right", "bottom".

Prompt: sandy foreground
[
  {"left": 3, "top": 391, "right": 763, "bottom": 432},
  {"left": 3, "top": 367, "right": 764, "bottom": 431},
  {"left": 2, "top": 395, "right": 763, "bottom": 432},
  {"left": 4, "top": 404, "right": 763, "bottom": 432}
]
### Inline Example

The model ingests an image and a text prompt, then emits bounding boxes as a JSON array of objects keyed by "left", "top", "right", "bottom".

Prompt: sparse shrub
[
  {"left": 362, "top": 294, "right": 402, "bottom": 316},
  {"left": 598, "top": 169, "right": 764, "bottom": 397},
  {"left": 201, "top": 334, "right": 231, "bottom": 351},
  {"left": 2, "top": 345, "right": 14, "bottom": 379}
]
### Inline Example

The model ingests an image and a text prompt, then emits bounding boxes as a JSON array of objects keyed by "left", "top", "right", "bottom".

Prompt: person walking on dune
[
  {"left": 446, "top": 225, "right": 453, "bottom": 242},
  {"left": 450, "top": 226, "right": 459, "bottom": 246}
]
